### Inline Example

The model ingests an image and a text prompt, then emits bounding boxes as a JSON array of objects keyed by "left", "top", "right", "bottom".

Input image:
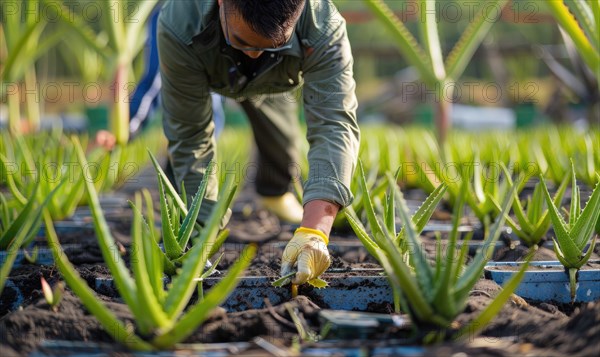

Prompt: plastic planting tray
[{"left": 485, "top": 260, "right": 600, "bottom": 303}]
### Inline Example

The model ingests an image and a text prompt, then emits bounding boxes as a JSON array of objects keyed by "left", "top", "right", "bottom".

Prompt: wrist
[{"left": 300, "top": 199, "right": 339, "bottom": 237}]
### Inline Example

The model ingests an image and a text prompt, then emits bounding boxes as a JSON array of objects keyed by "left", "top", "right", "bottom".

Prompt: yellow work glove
[{"left": 280, "top": 227, "right": 331, "bottom": 287}]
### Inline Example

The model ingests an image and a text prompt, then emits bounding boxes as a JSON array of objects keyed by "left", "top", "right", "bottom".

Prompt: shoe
[{"left": 259, "top": 192, "right": 303, "bottom": 224}]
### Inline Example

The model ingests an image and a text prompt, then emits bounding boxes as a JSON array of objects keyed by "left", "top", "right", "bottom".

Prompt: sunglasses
[{"left": 221, "top": 3, "right": 293, "bottom": 53}]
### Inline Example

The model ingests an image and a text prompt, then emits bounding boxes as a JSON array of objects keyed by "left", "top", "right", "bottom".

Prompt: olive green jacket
[{"left": 158, "top": 0, "right": 359, "bottom": 213}]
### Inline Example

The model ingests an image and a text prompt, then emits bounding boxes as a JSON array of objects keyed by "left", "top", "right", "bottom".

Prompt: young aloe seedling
[
  {"left": 146, "top": 151, "right": 231, "bottom": 276},
  {"left": 41, "top": 277, "right": 64, "bottom": 312},
  {"left": 345, "top": 161, "right": 532, "bottom": 340},
  {"left": 540, "top": 163, "right": 600, "bottom": 301},
  {"left": 43, "top": 137, "right": 255, "bottom": 350},
  {"left": 463, "top": 155, "right": 513, "bottom": 226},
  {"left": 491, "top": 166, "right": 569, "bottom": 247}
]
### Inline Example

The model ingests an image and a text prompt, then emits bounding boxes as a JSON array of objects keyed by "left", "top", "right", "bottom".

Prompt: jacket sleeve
[
  {"left": 301, "top": 9, "right": 360, "bottom": 208},
  {"left": 157, "top": 21, "right": 221, "bottom": 221}
]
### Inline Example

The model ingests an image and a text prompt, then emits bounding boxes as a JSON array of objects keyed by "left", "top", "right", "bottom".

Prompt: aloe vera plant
[
  {"left": 363, "top": 0, "right": 509, "bottom": 142},
  {"left": 496, "top": 173, "right": 569, "bottom": 247},
  {"left": 0, "top": 0, "right": 66, "bottom": 134},
  {"left": 139, "top": 151, "right": 231, "bottom": 276},
  {"left": 44, "top": 0, "right": 159, "bottom": 145},
  {"left": 0, "top": 181, "right": 61, "bottom": 296},
  {"left": 345, "top": 161, "right": 531, "bottom": 339},
  {"left": 540, "top": 163, "right": 600, "bottom": 301},
  {"left": 43, "top": 137, "right": 255, "bottom": 350}
]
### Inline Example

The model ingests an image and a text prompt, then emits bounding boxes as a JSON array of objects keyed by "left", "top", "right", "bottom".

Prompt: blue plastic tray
[{"left": 485, "top": 260, "right": 600, "bottom": 303}]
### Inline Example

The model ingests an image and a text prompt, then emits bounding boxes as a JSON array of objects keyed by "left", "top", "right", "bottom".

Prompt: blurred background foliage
[{"left": 0, "top": 0, "right": 598, "bottom": 134}]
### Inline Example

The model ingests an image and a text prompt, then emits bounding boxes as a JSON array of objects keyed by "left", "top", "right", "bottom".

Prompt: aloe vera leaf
[
  {"left": 157, "top": 178, "right": 183, "bottom": 260},
  {"left": 163, "top": 177, "right": 235, "bottom": 319},
  {"left": 454, "top": 183, "right": 516, "bottom": 302},
  {"left": 363, "top": 1, "right": 436, "bottom": 85},
  {"left": 357, "top": 161, "right": 387, "bottom": 246},
  {"left": 124, "top": 0, "right": 159, "bottom": 59},
  {"left": 472, "top": 159, "right": 486, "bottom": 204},
  {"left": 43, "top": 212, "right": 152, "bottom": 351},
  {"left": 545, "top": 0, "right": 599, "bottom": 77},
  {"left": 455, "top": 250, "right": 534, "bottom": 340},
  {"left": 531, "top": 174, "right": 570, "bottom": 241},
  {"left": 0, "top": 153, "right": 28, "bottom": 204},
  {"left": 180, "top": 181, "right": 188, "bottom": 208},
  {"left": 177, "top": 169, "right": 211, "bottom": 248},
  {"left": 552, "top": 237, "right": 578, "bottom": 269},
  {"left": 433, "top": 232, "right": 443, "bottom": 283},
  {"left": 153, "top": 244, "right": 255, "bottom": 348},
  {"left": 540, "top": 176, "right": 582, "bottom": 267},
  {"left": 570, "top": 180, "right": 600, "bottom": 250},
  {"left": 141, "top": 188, "right": 159, "bottom": 243},
  {"left": 391, "top": 176, "right": 434, "bottom": 293},
  {"left": 569, "top": 164, "right": 580, "bottom": 228},
  {"left": 129, "top": 196, "right": 171, "bottom": 332},
  {"left": 0, "top": 185, "right": 50, "bottom": 295},
  {"left": 384, "top": 193, "right": 396, "bottom": 237},
  {"left": 61, "top": 168, "right": 86, "bottom": 218},
  {"left": 445, "top": 0, "right": 509, "bottom": 81},
  {"left": 432, "top": 181, "right": 469, "bottom": 315},
  {"left": 591, "top": 1, "right": 600, "bottom": 48},
  {"left": 417, "top": 0, "right": 445, "bottom": 80},
  {"left": 413, "top": 161, "right": 438, "bottom": 194},
  {"left": 0, "top": 179, "right": 40, "bottom": 249},
  {"left": 200, "top": 253, "right": 223, "bottom": 280},
  {"left": 576, "top": 235, "right": 598, "bottom": 269},
  {"left": 38, "top": 0, "right": 108, "bottom": 58},
  {"left": 272, "top": 272, "right": 296, "bottom": 287},
  {"left": 452, "top": 231, "right": 474, "bottom": 286},
  {"left": 148, "top": 151, "right": 188, "bottom": 213},
  {"left": 0, "top": 193, "right": 10, "bottom": 232},
  {"left": 396, "top": 181, "right": 447, "bottom": 246},
  {"left": 583, "top": 135, "right": 596, "bottom": 185},
  {"left": 344, "top": 207, "right": 383, "bottom": 261},
  {"left": 564, "top": 0, "right": 599, "bottom": 52},
  {"left": 72, "top": 137, "right": 141, "bottom": 319},
  {"left": 141, "top": 189, "right": 164, "bottom": 300}
]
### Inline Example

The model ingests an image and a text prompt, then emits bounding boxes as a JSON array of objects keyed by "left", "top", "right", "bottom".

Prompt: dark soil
[{"left": 2, "top": 278, "right": 598, "bottom": 356}]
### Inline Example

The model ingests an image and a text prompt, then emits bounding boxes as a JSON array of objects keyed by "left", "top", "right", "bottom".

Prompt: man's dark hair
[{"left": 227, "top": 0, "right": 305, "bottom": 46}]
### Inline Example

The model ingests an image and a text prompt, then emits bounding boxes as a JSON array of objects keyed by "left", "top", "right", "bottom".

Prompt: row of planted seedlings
[
  {"left": 0, "top": 125, "right": 252, "bottom": 299},
  {"left": 0, "top": 135, "right": 253, "bottom": 350},
  {"left": 0, "top": 126, "right": 167, "bottom": 270},
  {"left": 2, "top": 125, "right": 599, "bottom": 352},
  {"left": 358, "top": 125, "right": 599, "bottom": 190},
  {"left": 9, "top": 141, "right": 597, "bottom": 351}
]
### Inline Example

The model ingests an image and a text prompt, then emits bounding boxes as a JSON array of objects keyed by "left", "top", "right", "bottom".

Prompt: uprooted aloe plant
[
  {"left": 44, "top": 137, "right": 255, "bottom": 350},
  {"left": 345, "top": 161, "right": 532, "bottom": 340},
  {"left": 495, "top": 171, "right": 569, "bottom": 247},
  {"left": 540, "top": 163, "right": 600, "bottom": 301}
]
